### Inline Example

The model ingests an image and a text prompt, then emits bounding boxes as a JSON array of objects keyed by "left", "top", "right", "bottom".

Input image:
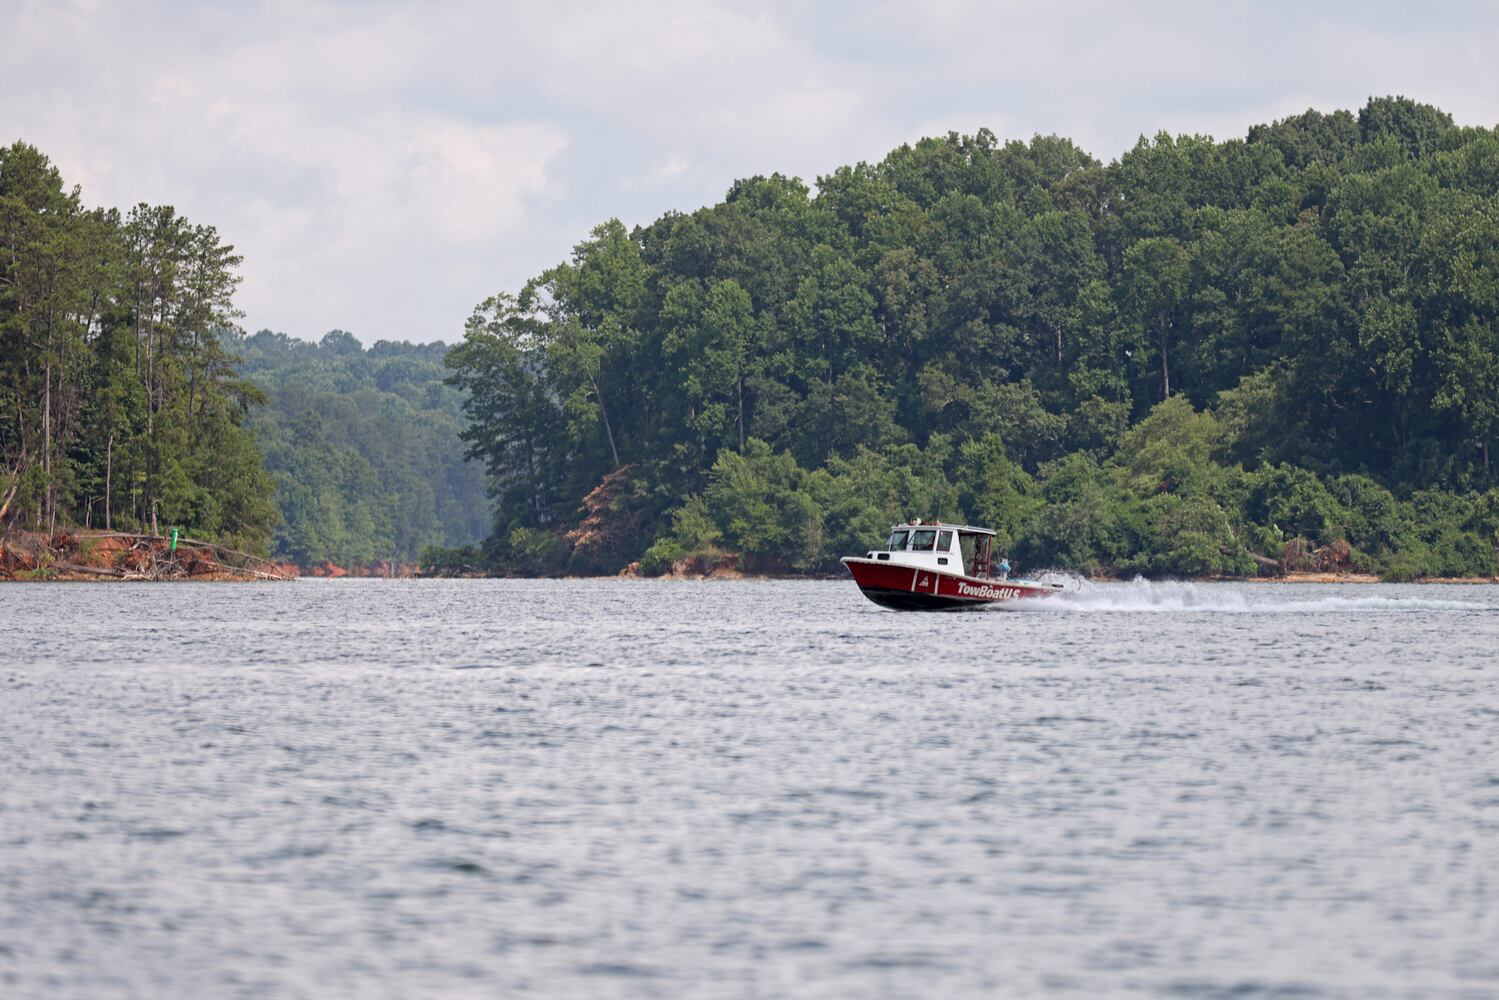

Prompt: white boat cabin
[{"left": 862, "top": 521, "right": 1001, "bottom": 579}]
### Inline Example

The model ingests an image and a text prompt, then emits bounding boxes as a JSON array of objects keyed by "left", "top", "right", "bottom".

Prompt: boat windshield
[
  {"left": 909, "top": 529, "right": 938, "bottom": 550},
  {"left": 885, "top": 529, "right": 910, "bottom": 550}
]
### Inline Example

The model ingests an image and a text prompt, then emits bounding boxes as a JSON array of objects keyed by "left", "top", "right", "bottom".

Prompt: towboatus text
[{"left": 957, "top": 581, "right": 1021, "bottom": 600}]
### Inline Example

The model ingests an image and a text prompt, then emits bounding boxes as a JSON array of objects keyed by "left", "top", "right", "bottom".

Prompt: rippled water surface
[{"left": 3, "top": 579, "right": 1498, "bottom": 998}]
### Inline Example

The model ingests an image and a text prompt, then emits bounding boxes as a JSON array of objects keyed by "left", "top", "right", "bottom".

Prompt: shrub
[
  {"left": 418, "top": 544, "right": 483, "bottom": 576},
  {"left": 952, "top": 434, "right": 1041, "bottom": 552},
  {"left": 1130, "top": 493, "right": 1252, "bottom": 577},
  {"left": 705, "top": 440, "right": 826, "bottom": 570},
  {"left": 487, "top": 525, "right": 568, "bottom": 576},
  {"left": 1243, "top": 464, "right": 1350, "bottom": 542},
  {"left": 1115, "top": 396, "right": 1224, "bottom": 492},
  {"left": 1328, "top": 473, "right": 1408, "bottom": 555},
  {"left": 1016, "top": 454, "right": 1136, "bottom": 572},
  {"left": 639, "top": 496, "right": 724, "bottom": 575}
]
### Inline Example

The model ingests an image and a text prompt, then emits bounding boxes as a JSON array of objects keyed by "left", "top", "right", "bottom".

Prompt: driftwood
[
  {"left": 1249, "top": 552, "right": 1283, "bottom": 573},
  {"left": 0, "top": 472, "right": 17, "bottom": 525},
  {"left": 175, "top": 533, "right": 290, "bottom": 578},
  {"left": 79, "top": 531, "right": 288, "bottom": 577},
  {"left": 51, "top": 562, "right": 128, "bottom": 578},
  {"left": 2, "top": 529, "right": 294, "bottom": 582}
]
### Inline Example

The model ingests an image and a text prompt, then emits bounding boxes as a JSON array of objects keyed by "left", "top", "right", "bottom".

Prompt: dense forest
[
  {"left": 439, "top": 96, "right": 1499, "bottom": 580},
  {"left": 1, "top": 142, "right": 275, "bottom": 551},
  {"left": 8, "top": 98, "right": 1499, "bottom": 581},
  {"left": 1, "top": 141, "right": 486, "bottom": 565},
  {"left": 236, "top": 329, "right": 488, "bottom": 566}
]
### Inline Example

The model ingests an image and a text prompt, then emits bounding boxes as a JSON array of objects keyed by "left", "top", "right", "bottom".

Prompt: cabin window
[
  {"left": 959, "top": 534, "right": 977, "bottom": 574},
  {"left": 885, "top": 529, "right": 910, "bottom": 550},
  {"left": 936, "top": 530, "right": 953, "bottom": 552},
  {"left": 909, "top": 529, "right": 938, "bottom": 551}
]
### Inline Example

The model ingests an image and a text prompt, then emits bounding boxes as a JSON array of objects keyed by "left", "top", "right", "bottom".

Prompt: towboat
[{"left": 840, "top": 521, "right": 1065, "bottom": 611}]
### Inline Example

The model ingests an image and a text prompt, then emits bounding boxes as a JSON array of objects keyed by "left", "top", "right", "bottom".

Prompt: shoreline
[
  {"left": 1249, "top": 574, "right": 1497, "bottom": 584},
  {"left": 8, "top": 572, "right": 1495, "bottom": 585},
  {"left": 414, "top": 570, "right": 1497, "bottom": 585},
  {"left": 1, "top": 529, "right": 294, "bottom": 583},
  {"left": 6, "top": 528, "right": 1494, "bottom": 585}
]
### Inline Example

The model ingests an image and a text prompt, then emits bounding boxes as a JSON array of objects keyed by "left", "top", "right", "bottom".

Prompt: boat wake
[{"left": 1004, "top": 576, "right": 1495, "bottom": 613}]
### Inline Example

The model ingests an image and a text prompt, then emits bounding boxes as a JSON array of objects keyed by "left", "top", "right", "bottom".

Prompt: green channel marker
[{"left": 170, "top": 528, "right": 179, "bottom": 552}]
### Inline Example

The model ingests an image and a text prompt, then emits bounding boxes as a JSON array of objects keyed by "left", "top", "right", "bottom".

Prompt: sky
[{"left": 6, "top": 0, "right": 1498, "bottom": 345}]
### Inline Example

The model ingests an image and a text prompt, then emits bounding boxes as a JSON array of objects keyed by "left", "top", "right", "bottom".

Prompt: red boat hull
[{"left": 841, "top": 557, "right": 1061, "bottom": 611}]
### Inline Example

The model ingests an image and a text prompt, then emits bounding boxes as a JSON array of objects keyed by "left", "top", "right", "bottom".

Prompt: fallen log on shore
[
  {"left": 1, "top": 529, "right": 296, "bottom": 582},
  {"left": 1249, "top": 552, "right": 1284, "bottom": 575}
]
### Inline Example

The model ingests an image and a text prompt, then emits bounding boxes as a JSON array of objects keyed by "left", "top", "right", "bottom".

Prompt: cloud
[
  {"left": 4, "top": 0, "right": 1498, "bottom": 344},
  {"left": 6, "top": 0, "right": 572, "bottom": 342}
]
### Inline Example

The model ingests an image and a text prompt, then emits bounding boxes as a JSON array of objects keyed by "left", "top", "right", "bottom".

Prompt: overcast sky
[{"left": 6, "top": 0, "right": 1498, "bottom": 345}]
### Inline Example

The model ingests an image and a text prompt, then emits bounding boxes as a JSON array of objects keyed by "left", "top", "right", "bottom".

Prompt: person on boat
[{"left": 998, "top": 558, "right": 1011, "bottom": 580}]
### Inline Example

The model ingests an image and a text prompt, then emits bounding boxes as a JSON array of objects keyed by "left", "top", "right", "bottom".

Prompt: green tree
[
  {"left": 1119, "top": 237, "right": 1190, "bottom": 402},
  {"left": 705, "top": 439, "right": 825, "bottom": 570}
]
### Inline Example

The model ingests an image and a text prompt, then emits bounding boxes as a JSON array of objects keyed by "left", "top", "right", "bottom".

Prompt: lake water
[{"left": 2, "top": 578, "right": 1498, "bottom": 999}]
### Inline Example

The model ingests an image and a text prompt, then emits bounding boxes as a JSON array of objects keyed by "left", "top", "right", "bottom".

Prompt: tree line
[
  {"left": 439, "top": 97, "right": 1499, "bottom": 579},
  {"left": 236, "top": 329, "right": 489, "bottom": 566},
  {"left": 1, "top": 142, "right": 489, "bottom": 566},
  {"left": 1, "top": 142, "right": 274, "bottom": 550}
]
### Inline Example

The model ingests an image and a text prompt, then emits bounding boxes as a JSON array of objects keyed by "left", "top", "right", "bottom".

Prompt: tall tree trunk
[
  {"left": 105, "top": 431, "right": 113, "bottom": 530},
  {"left": 145, "top": 318, "right": 153, "bottom": 500},
  {"left": 1158, "top": 315, "right": 1171, "bottom": 399},
  {"left": 42, "top": 360, "right": 52, "bottom": 532},
  {"left": 526, "top": 431, "right": 539, "bottom": 520},
  {"left": 0, "top": 473, "right": 17, "bottom": 525},
  {"left": 145, "top": 304, "right": 160, "bottom": 522},
  {"left": 44, "top": 270, "right": 58, "bottom": 533},
  {"left": 187, "top": 326, "right": 198, "bottom": 437},
  {"left": 591, "top": 375, "right": 621, "bottom": 468},
  {"left": 737, "top": 374, "right": 745, "bottom": 452}
]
